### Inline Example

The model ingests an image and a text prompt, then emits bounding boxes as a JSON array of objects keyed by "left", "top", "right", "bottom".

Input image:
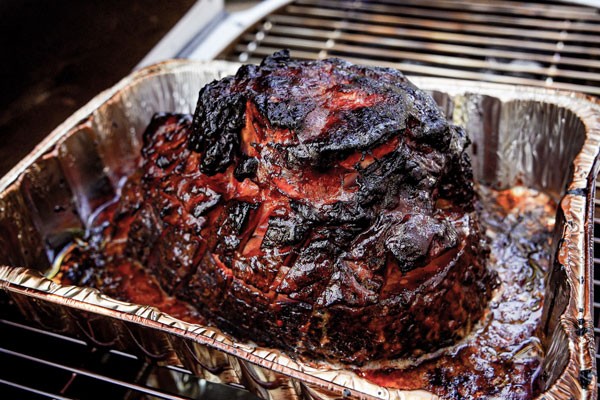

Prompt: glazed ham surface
[{"left": 72, "top": 51, "right": 496, "bottom": 364}]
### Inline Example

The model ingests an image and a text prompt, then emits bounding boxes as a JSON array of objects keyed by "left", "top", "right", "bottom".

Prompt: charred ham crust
[
  {"left": 190, "top": 79, "right": 246, "bottom": 175},
  {"left": 189, "top": 50, "right": 456, "bottom": 169},
  {"left": 76, "top": 51, "right": 495, "bottom": 364}
]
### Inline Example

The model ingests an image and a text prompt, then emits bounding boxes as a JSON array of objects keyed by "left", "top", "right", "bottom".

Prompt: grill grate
[
  {"left": 0, "top": 302, "right": 256, "bottom": 400},
  {"left": 218, "top": 0, "right": 600, "bottom": 95}
]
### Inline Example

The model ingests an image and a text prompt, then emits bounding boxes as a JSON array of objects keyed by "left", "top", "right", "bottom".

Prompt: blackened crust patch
[{"left": 190, "top": 50, "right": 453, "bottom": 171}]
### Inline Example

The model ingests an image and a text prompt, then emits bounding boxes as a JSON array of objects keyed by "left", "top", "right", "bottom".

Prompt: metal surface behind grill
[{"left": 218, "top": 0, "right": 600, "bottom": 95}]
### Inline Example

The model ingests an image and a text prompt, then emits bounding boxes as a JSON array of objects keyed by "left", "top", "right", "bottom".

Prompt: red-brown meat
[{"left": 75, "top": 51, "right": 496, "bottom": 364}]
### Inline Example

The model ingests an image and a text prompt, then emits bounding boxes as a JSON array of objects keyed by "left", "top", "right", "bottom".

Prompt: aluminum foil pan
[{"left": 0, "top": 60, "right": 598, "bottom": 400}]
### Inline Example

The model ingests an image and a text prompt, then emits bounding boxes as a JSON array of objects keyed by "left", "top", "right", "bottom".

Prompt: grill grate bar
[
  {"left": 222, "top": 0, "right": 600, "bottom": 95},
  {"left": 0, "top": 347, "right": 195, "bottom": 400},
  {"left": 235, "top": 45, "right": 600, "bottom": 95},
  {"left": 0, "top": 378, "right": 76, "bottom": 400},
  {"left": 0, "top": 315, "right": 257, "bottom": 399},
  {"left": 305, "top": 0, "right": 600, "bottom": 32},
  {"left": 264, "top": 24, "right": 600, "bottom": 70},
  {"left": 381, "top": 0, "right": 600, "bottom": 20},
  {"left": 0, "top": 319, "right": 87, "bottom": 346},
  {"left": 284, "top": 5, "right": 600, "bottom": 52},
  {"left": 268, "top": 13, "right": 600, "bottom": 56},
  {"left": 313, "top": 0, "right": 600, "bottom": 32},
  {"left": 242, "top": 33, "right": 600, "bottom": 82},
  {"left": 294, "top": 0, "right": 600, "bottom": 42},
  {"left": 1, "top": 318, "right": 201, "bottom": 377}
]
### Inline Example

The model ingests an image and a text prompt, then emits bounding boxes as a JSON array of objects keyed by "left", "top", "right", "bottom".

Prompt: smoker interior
[{"left": 1, "top": 0, "right": 600, "bottom": 399}]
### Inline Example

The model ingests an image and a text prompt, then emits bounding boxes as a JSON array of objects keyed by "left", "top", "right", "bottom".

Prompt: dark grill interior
[{"left": 1, "top": 0, "right": 599, "bottom": 398}]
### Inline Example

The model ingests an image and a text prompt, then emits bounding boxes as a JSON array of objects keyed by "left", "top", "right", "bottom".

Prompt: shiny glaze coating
[
  {"left": 360, "top": 187, "right": 552, "bottom": 399},
  {"left": 60, "top": 186, "right": 550, "bottom": 398},
  {"left": 64, "top": 53, "right": 495, "bottom": 364}
]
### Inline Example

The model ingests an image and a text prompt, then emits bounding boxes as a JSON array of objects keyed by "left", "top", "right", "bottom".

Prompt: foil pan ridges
[{"left": 0, "top": 60, "right": 599, "bottom": 399}]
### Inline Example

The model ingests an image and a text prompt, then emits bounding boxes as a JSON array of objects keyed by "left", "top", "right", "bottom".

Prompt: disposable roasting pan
[{"left": 0, "top": 60, "right": 598, "bottom": 400}]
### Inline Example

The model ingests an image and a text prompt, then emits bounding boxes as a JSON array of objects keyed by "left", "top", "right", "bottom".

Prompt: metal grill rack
[
  {"left": 0, "top": 300, "right": 257, "bottom": 400},
  {"left": 219, "top": 0, "right": 600, "bottom": 96}
]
